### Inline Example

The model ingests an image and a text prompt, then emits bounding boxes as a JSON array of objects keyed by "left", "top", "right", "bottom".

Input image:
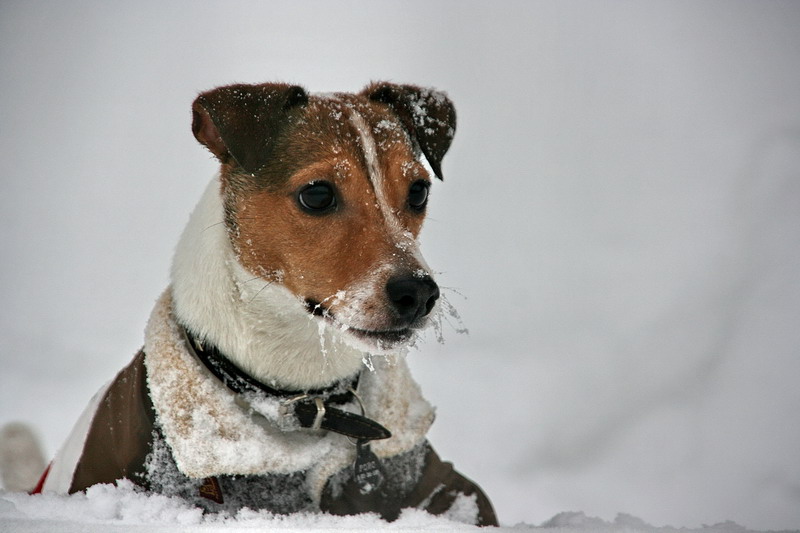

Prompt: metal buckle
[
  {"left": 278, "top": 394, "right": 326, "bottom": 430},
  {"left": 279, "top": 393, "right": 309, "bottom": 417},
  {"left": 312, "top": 397, "right": 326, "bottom": 430}
]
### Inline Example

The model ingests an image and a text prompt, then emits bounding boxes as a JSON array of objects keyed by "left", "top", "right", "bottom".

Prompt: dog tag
[{"left": 354, "top": 440, "right": 385, "bottom": 495}]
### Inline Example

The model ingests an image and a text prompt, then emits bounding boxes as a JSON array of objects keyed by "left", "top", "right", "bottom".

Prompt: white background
[{"left": 1, "top": 1, "right": 799, "bottom": 529}]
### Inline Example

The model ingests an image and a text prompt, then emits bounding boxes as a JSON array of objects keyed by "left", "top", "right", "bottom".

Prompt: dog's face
[{"left": 191, "top": 83, "right": 455, "bottom": 352}]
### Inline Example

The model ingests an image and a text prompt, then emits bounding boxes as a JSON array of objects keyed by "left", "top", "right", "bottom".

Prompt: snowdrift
[{"left": 1, "top": 482, "right": 788, "bottom": 533}]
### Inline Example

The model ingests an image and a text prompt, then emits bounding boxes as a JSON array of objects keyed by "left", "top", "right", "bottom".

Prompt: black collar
[{"left": 180, "top": 325, "right": 391, "bottom": 442}]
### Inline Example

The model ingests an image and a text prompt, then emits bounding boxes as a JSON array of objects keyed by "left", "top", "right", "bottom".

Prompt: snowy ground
[
  {"left": 0, "top": 482, "right": 788, "bottom": 533},
  {"left": 2, "top": 1, "right": 800, "bottom": 532}
]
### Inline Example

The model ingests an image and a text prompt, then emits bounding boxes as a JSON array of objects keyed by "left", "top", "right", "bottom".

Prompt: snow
[
  {"left": 2, "top": 1, "right": 800, "bottom": 532},
  {"left": 0, "top": 483, "right": 788, "bottom": 533}
]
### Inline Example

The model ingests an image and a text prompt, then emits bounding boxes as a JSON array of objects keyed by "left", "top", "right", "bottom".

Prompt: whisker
[
  {"left": 248, "top": 280, "right": 274, "bottom": 303},
  {"left": 439, "top": 285, "right": 468, "bottom": 300},
  {"left": 202, "top": 217, "right": 259, "bottom": 232},
  {"left": 427, "top": 291, "right": 469, "bottom": 343},
  {"left": 202, "top": 221, "right": 226, "bottom": 232}
]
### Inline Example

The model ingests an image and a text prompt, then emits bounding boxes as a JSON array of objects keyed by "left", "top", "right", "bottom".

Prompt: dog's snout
[{"left": 386, "top": 275, "right": 440, "bottom": 324}]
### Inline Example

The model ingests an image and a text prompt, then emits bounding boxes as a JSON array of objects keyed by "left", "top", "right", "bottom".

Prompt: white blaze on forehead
[
  {"left": 348, "top": 111, "right": 404, "bottom": 234},
  {"left": 348, "top": 109, "right": 433, "bottom": 276}
]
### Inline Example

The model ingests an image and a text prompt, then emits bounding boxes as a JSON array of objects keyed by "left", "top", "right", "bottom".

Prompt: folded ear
[
  {"left": 362, "top": 82, "right": 456, "bottom": 180},
  {"left": 192, "top": 83, "right": 308, "bottom": 174}
]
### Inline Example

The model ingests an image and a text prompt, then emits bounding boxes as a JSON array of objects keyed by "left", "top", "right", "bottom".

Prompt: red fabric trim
[{"left": 29, "top": 463, "right": 51, "bottom": 494}]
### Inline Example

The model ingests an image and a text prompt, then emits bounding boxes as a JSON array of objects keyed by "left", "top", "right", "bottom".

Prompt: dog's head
[{"left": 190, "top": 82, "right": 455, "bottom": 352}]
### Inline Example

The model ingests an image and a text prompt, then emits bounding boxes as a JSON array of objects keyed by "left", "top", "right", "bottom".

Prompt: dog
[{"left": 26, "top": 82, "right": 497, "bottom": 526}]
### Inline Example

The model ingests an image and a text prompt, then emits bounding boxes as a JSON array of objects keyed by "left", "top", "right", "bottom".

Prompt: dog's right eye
[{"left": 297, "top": 181, "right": 337, "bottom": 214}]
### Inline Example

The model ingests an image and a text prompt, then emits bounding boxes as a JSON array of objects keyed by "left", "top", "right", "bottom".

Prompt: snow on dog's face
[{"left": 191, "top": 82, "right": 456, "bottom": 352}]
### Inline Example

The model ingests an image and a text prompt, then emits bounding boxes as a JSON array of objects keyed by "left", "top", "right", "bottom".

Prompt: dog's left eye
[
  {"left": 297, "top": 181, "right": 337, "bottom": 214},
  {"left": 408, "top": 180, "right": 430, "bottom": 211}
]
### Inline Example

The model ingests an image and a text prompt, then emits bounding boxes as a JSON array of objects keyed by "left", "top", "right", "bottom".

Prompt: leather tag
[{"left": 199, "top": 476, "right": 224, "bottom": 504}]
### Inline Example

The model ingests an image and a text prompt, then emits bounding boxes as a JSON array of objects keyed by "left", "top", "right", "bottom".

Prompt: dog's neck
[{"left": 170, "top": 176, "right": 367, "bottom": 391}]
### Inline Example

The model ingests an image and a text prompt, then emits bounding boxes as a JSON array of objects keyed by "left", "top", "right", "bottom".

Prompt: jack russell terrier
[{"left": 29, "top": 82, "right": 497, "bottom": 526}]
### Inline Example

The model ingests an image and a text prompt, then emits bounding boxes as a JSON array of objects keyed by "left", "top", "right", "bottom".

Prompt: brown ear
[
  {"left": 191, "top": 83, "right": 308, "bottom": 174},
  {"left": 362, "top": 82, "right": 456, "bottom": 180}
]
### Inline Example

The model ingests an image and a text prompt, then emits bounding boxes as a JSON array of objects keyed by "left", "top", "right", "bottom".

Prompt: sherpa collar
[{"left": 142, "top": 289, "right": 435, "bottom": 501}]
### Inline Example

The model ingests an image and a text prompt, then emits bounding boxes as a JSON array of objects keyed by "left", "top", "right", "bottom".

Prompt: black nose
[{"left": 385, "top": 275, "right": 440, "bottom": 324}]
